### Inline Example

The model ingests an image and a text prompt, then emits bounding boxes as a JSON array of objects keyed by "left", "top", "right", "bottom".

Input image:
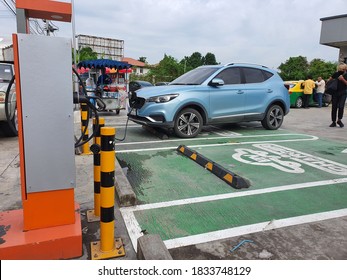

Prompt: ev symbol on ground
[{"left": 232, "top": 143, "right": 347, "bottom": 175}]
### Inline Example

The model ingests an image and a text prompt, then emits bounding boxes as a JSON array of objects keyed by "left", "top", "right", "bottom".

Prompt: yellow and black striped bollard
[
  {"left": 80, "top": 103, "right": 92, "bottom": 155},
  {"left": 87, "top": 117, "right": 105, "bottom": 222},
  {"left": 90, "top": 127, "right": 125, "bottom": 259}
]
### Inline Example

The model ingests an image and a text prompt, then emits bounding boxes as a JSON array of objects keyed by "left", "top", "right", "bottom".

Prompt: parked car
[
  {"left": 0, "top": 62, "right": 17, "bottom": 137},
  {"left": 155, "top": 82, "right": 170, "bottom": 86},
  {"left": 285, "top": 80, "right": 330, "bottom": 108},
  {"left": 129, "top": 80, "right": 153, "bottom": 92},
  {"left": 128, "top": 63, "right": 290, "bottom": 138}
]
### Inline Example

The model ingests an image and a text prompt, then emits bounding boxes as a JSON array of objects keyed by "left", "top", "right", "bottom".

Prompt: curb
[
  {"left": 137, "top": 234, "right": 173, "bottom": 260},
  {"left": 115, "top": 158, "right": 137, "bottom": 206}
]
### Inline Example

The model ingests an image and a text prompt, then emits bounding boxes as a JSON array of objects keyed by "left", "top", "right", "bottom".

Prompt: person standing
[
  {"left": 96, "top": 67, "right": 112, "bottom": 87},
  {"left": 302, "top": 75, "right": 316, "bottom": 109},
  {"left": 329, "top": 63, "right": 347, "bottom": 128},
  {"left": 315, "top": 76, "right": 325, "bottom": 108}
]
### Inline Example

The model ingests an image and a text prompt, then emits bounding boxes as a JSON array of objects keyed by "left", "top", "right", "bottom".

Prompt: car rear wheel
[
  {"left": 261, "top": 104, "right": 284, "bottom": 130},
  {"left": 174, "top": 108, "right": 202, "bottom": 138},
  {"left": 295, "top": 97, "right": 303, "bottom": 108}
]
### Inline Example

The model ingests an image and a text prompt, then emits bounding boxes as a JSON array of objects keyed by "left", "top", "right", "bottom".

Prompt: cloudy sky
[{"left": 0, "top": 0, "right": 345, "bottom": 69}]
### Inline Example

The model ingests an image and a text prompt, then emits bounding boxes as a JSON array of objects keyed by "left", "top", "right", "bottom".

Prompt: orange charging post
[{"left": 0, "top": 0, "right": 82, "bottom": 260}]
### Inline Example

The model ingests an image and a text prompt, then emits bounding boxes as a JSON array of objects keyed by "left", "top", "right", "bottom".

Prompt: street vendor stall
[{"left": 77, "top": 59, "right": 132, "bottom": 114}]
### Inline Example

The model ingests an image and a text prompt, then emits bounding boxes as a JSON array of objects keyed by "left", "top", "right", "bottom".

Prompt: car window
[
  {"left": 0, "top": 64, "right": 13, "bottom": 82},
  {"left": 215, "top": 67, "right": 241, "bottom": 85},
  {"left": 138, "top": 81, "right": 153, "bottom": 87},
  {"left": 262, "top": 70, "right": 274, "bottom": 81},
  {"left": 171, "top": 67, "right": 220, "bottom": 85},
  {"left": 243, "top": 67, "right": 265, "bottom": 83}
]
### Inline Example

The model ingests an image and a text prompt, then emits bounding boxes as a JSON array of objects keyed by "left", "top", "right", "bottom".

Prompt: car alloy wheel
[
  {"left": 174, "top": 108, "right": 203, "bottom": 138},
  {"left": 261, "top": 104, "right": 284, "bottom": 130}
]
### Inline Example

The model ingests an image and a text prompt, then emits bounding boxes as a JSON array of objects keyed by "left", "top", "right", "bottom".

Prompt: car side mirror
[{"left": 209, "top": 78, "right": 224, "bottom": 87}]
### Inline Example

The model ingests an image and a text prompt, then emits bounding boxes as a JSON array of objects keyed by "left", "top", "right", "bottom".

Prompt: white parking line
[
  {"left": 116, "top": 134, "right": 319, "bottom": 153},
  {"left": 164, "top": 209, "right": 347, "bottom": 249},
  {"left": 120, "top": 177, "right": 347, "bottom": 251}
]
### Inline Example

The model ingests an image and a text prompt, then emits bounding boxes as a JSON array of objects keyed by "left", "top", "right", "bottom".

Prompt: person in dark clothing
[
  {"left": 329, "top": 63, "right": 347, "bottom": 128},
  {"left": 96, "top": 67, "right": 112, "bottom": 86}
]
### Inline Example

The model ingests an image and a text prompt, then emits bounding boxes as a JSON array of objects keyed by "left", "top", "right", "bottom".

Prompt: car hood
[{"left": 134, "top": 85, "right": 199, "bottom": 99}]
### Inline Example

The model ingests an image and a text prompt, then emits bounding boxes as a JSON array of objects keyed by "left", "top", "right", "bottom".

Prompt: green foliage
[
  {"left": 130, "top": 51, "right": 337, "bottom": 85},
  {"left": 278, "top": 56, "right": 309, "bottom": 80},
  {"left": 179, "top": 52, "right": 219, "bottom": 73},
  {"left": 138, "top": 57, "right": 147, "bottom": 63},
  {"left": 72, "top": 47, "right": 98, "bottom": 64},
  {"left": 278, "top": 56, "right": 337, "bottom": 81},
  {"left": 308, "top": 59, "right": 337, "bottom": 80},
  {"left": 147, "top": 54, "right": 184, "bottom": 83},
  {"left": 145, "top": 52, "right": 220, "bottom": 83},
  {"left": 204, "top": 52, "right": 218, "bottom": 65}
]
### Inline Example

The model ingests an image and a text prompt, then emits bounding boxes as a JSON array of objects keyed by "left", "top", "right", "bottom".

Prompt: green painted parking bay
[{"left": 117, "top": 132, "right": 347, "bottom": 251}]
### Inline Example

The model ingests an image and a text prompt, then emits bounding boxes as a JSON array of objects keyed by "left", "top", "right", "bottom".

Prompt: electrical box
[{"left": 17, "top": 34, "right": 75, "bottom": 193}]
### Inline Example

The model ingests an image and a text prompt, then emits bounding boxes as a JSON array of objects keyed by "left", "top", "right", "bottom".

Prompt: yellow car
[{"left": 285, "top": 80, "right": 330, "bottom": 108}]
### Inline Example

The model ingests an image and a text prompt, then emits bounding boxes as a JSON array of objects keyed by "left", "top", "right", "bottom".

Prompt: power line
[
  {"left": 2, "top": 0, "right": 16, "bottom": 15},
  {"left": 1, "top": 0, "right": 59, "bottom": 36}
]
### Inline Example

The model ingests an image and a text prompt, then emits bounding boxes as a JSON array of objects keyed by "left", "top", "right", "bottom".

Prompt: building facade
[
  {"left": 76, "top": 34, "right": 124, "bottom": 61},
  {"left": 320, "top": 14, "right": 347, "bottom": 63}
]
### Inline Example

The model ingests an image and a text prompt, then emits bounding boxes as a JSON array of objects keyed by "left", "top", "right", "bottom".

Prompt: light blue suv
[{"left": 128, "top": 63, "right": 290, "bottom": 138}]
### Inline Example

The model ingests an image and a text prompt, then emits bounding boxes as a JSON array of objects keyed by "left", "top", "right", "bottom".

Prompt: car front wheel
[
  {"left": 174, "top": 108, "right": 203, "bottom": 138},
  {"left": 261, "top": 104, "right": 284, "bottom": 130}
]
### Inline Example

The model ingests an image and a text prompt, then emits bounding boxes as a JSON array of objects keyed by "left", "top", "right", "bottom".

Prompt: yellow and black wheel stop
[{"left": 177, "top": 145, "right": 250, "bottom": 189}]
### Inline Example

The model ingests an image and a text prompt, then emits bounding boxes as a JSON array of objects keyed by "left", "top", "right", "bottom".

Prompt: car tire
[
  {"left": 174, "top": 108, "right": 203, "bottom": 138},
  {"left": 295, "top": 97, "right": 303, "bottom": 108},
  {"left": 261, "top": 104, "right": 284, "bottom": 130}
]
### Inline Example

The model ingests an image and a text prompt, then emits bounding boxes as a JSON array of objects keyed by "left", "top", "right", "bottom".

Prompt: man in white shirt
[{"left": 315, "top": 76, "right": 326, "bottom": 108}]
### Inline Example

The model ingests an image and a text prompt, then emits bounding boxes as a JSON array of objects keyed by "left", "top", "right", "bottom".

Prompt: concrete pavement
[{"left": 1, "top": 105, "right": 346, "bottom": 259}]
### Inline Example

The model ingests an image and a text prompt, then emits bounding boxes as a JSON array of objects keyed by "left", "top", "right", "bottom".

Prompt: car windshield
[
  {"left": 0, "top": 64, "right": 13, "bottom": 83},
  {"left": 171, "top": 67, "right": 220, "bottom": 85}
]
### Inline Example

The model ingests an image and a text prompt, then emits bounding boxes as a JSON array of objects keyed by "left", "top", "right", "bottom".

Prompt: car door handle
[
  {"left": 267, "top": 89, "right": 273, "bottom": 93},
  {"left": 237, "top": 90, "right": 244, "bottom": 94}
]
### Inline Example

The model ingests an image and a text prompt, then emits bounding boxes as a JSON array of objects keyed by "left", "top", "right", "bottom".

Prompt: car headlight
[{"left": 147, "top": 94, "right": 179, "bottom": 103}]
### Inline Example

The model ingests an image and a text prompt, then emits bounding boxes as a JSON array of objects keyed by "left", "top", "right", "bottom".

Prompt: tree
[
  {"left": 147, "top": 54, "right": 183, "bottom": 83},
  {"left": 180, "top": 52, "right": 219, "bottom": 73},
  {"left": 138, "top": 57, "right": 147, "bottom": 63},
  {"left": 204, "top": 52, "right": 218, "bottom": 65},
  {"left": 308, "top": 59, "right": 337, "bottom": 80},
  {"left": 72, "top": 47, "right": 98, "bottom": 64},
  {"left": 183, "top": 52, "right": 203, "bottom": 72},
  {"left": 278, "top": 56, "right": 337, "bottom": 81},
  {"left": 278, "top": 56, "right": 309, "bottom": 80},
  {"left": 139, "top": 51, "right": 220, "bottom": 83}
]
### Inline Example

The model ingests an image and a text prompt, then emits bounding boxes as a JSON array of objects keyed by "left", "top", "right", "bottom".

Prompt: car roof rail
[{"left": 224, "top": 62, "right": 269, "bottom": 69}]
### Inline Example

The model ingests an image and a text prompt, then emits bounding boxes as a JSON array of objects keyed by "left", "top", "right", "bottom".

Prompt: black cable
[
  {"left": 114, "top": 107, "right": 133, "bottom": 141},
  {"left": 4, "top": 74, "right": 17, "bottom": 135},
  {"left": 72, "top": 67, "right": 100, "bottom": 148}
]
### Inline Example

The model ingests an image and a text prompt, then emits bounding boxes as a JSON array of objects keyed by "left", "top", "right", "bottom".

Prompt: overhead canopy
[{"left": 77, "top": 59, "right": 132, "bottom": 70}]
